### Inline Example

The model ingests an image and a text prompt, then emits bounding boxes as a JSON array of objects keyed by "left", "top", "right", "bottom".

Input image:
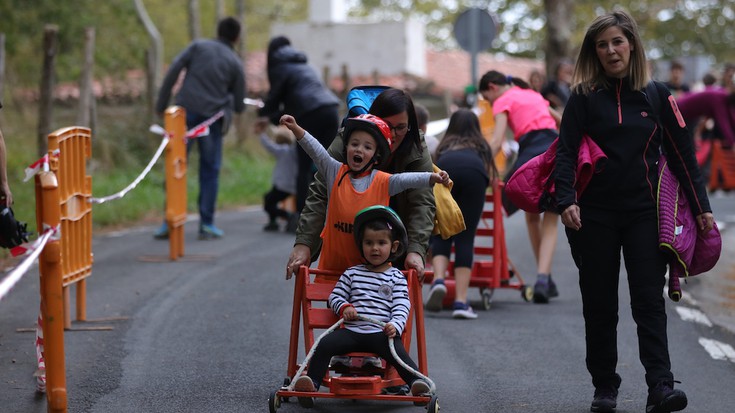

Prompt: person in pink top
[{"left": 478, "top": 70, "right": 562, "bottom": 304}]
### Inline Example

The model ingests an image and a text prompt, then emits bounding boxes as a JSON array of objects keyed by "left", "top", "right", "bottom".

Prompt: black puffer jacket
[{"left": 258, "top": 46, "right": 339, "bottom": 124}]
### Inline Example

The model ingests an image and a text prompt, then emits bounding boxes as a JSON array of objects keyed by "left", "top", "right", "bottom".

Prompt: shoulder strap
[{"left": 645, "top": 81, "right": 662, "bottom": 121}]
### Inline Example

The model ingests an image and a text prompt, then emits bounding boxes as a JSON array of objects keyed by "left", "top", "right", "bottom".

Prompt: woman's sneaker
[
  {"left": 533, "top": 274, "right": 551, "bottom": 303},
  {"left": 425, "top": 280, "right": 446, "bottom": 312},
  {"left": 646, "top": 381, "right": 687, "bottom": 413},
  {"left": 451, "top": 301, "right": 478, "bottom": 319}
]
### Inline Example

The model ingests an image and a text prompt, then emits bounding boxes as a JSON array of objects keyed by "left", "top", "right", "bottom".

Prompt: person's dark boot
[
  {"left": 590, "top": 386, "right": 618, "bottom": 412},
  {"left": 646, "top": 381, "right": 687, "bottom": 413}
]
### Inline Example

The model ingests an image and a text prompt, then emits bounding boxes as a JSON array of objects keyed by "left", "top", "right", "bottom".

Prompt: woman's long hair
[
  {"left": 572, "top": 10, "right": 649, "bottom": 94},
  {"left": 435, "top": 108, "right": 497, "bottom": 179},
  {"left": 369, "top": 88, "right": 422, "bottom": 153}
]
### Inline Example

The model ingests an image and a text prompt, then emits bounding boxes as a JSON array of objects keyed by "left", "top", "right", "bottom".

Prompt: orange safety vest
[{"left": 318, "top": 164, "right": 391, "bottom": 273}]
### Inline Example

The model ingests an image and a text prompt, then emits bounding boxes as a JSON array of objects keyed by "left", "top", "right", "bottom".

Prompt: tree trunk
[
  {"left": 188, "top": 0, "right": 201, "bottom": 41},
  {"left": 236, "top": 0, "right": 246, "bottom": 57},
  {"left": 215, "top": 0, "right": 225, "bottom": 27},
  {"left": 133, "top": 0, "right": 163, "bottom": 123},
  {"left": 234, "top": 0, "right": 247, "bottom": 147},
  {"left": 77, "top": 27, "right": 95, "bottom": 127},
  {"left": 38, "top": 25, "right": 58, "bottom": 158},
  {"left": 0, "top": 33, "right": 5, "bottom": 104},
  {"left": 544, "top": 0, "right": 574, "bottom": 76}
]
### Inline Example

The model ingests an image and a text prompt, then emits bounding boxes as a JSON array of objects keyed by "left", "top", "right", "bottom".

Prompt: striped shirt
[{"left": 329, "top": 265, "right": 411, "bottom": 336}]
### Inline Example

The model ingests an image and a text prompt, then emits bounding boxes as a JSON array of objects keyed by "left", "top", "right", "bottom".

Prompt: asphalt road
[{"left": 1, "top": 193, "right": 734, "bottom": 413}]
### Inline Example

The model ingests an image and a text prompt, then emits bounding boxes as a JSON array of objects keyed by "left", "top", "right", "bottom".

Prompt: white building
[{"left": 270, "top": 0, "right": 427, "bottom": 78}]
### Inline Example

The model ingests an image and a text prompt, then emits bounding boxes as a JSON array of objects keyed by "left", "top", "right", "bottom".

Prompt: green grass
[{"left": 2, "top": 104, "right": 273, "bottom": 231}]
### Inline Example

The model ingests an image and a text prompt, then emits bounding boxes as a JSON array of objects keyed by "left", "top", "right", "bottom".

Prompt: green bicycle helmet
[{"left": 353, "top": 205, "right": 407, "bottom": 263}]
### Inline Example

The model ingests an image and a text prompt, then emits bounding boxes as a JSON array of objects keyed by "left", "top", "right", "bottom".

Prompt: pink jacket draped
[{"left": 504, "top": 135, "right": 607, "bottom": 214}]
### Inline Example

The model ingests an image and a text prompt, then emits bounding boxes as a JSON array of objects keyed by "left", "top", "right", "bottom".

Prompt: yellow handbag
[{"left": 431, "top": 164, "right": 466, "bottom": 239}]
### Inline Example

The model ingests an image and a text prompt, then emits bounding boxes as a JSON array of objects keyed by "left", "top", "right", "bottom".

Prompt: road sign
[{"left": 454, "top": 8, "right": 496, "bottom": 53}]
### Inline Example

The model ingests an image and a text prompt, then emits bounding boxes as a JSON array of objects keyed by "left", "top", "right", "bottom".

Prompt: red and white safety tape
[
  {"left": 23, "top": 150, "right": 60, "bottom": 182},
  {"left": 35, "top": 312, "right": 46, "bottom": 393},
  {"left": 0, "top": 225, "right": 59, "bottom": 302},
  {"left": 22, "top": 110, "right": 223, "bottom": 188},
  {"left": 89, "top": 126, "right": 171, "bottom": 205},
  {"left": 184, "top": 110, "right": 225, "bottom": 139}
]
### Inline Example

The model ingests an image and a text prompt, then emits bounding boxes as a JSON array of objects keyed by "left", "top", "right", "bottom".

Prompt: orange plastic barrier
[
  {"left": 34, "top": 170, "right": 68, "bottom": 413},
  {"left": 164, "top": 106, "right": 188, "bottom": 260},
  {"left": 708, "top": 140, "right": 735, "bottom": 191},
  {"left": 46, "top": 126, "right": 93, "bottom": 328}
]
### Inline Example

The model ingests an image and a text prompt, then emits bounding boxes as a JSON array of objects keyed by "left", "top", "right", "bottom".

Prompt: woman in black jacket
[
  {"left": 555, "top": 10, "right": 714, "bottom": 413},
  {"left": 257, "top": 36, "right": 340, "bottom": 221}
]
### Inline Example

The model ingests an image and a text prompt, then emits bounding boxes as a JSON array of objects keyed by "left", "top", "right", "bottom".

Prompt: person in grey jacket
[
  {"left": 256, "top": 36, "right": 340, "bottom": 228},
  {"left": 155, "top": 16, "right": 246, "bottom": 240}
]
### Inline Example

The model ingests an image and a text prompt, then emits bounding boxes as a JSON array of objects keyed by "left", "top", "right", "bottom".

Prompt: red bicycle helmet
[{"left": 342, "top": 114, "right": 394, "bottom": 167}]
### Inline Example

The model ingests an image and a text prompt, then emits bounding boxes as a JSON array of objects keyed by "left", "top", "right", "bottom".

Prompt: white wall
[{"left": 270, "top": 20, "right": 427, "bottom": 78}]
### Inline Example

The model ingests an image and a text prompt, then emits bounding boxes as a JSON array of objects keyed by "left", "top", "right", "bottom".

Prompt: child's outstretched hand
[
  {"left": 384, "top": 322, "right": 397, "bottom": 338},
  {"left": 430, "top": 170, "right": 451, "bottom": 187},
  {"left": 279, "top": 115, "right": 305, "bottom": 140},
  {"left": 342, "top": 305, "right": 358, "bottom": 321}
]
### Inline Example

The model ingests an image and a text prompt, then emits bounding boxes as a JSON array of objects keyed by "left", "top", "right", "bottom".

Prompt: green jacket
[{"left": 295, "top": 129, "right": 436, "bottom": 263}]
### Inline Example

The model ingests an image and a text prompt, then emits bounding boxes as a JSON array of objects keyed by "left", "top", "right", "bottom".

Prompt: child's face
[
  {"left": 361, "top": 227, "right": 398, "bottom": 267},
  {"left": 346, "top": 130, "right": 378, "bottom": 172}
]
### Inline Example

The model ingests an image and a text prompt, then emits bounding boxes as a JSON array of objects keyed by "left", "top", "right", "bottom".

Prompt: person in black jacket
[
  {"left": 555, "top": 10, "right": 714, "bottom": 413},
  {"left": 256, "top": 36, "right": 340, "bottom": 229}
]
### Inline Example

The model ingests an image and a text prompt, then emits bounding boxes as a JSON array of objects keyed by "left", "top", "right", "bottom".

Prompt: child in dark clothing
[{"left": 256, "top": 124, "right": 298, "bottom": 232}]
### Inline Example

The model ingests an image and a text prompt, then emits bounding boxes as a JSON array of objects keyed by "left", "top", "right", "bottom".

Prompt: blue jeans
[{"left": 186, "top": 111, "right": 224, "bottom": 227}]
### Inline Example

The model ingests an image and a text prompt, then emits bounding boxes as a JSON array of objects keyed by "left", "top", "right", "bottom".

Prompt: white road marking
[
  {"left": 699, "top": 338, "right": 735, "bottom": 363},
  {"left": 675, "top": 306, "right": 713, "bottom": 327}
]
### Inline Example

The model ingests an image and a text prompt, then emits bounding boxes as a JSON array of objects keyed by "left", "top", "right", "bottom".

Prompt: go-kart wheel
[
  {"left": 481, "top": 289, "right": 494, "bottom": 310},
  {"left": 268, "top": 391, "right": 280, "bottom": 412},
  {"left": 281, "top": 377, "right": 291, "bottom": 402},
  {"left": 521, "top": 285, "right": 534, "bottom": 302},
  {"left": 427, "top": 395, "right": 440, "bottom": 412}
]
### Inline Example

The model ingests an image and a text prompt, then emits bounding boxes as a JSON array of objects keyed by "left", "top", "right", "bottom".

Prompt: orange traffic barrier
[
  {"left": 708, "top": 140, "right": 735, "bottom": 191},
  {"left": 46, "top": 126, "right": 93, "bottom": 329},
  {"left": 35, "top": 170, "right": 68, "bottom": 413},
  {"left": 164, "top": 106, "right": 188, "bottom": 260},
  {"left": 477, "top": 99, "right": 507, "bottom": 173}
]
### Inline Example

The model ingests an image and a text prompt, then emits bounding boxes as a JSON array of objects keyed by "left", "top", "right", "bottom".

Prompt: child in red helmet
[{"left": 280, "top": 114, "right": 450, "bottom": 274}]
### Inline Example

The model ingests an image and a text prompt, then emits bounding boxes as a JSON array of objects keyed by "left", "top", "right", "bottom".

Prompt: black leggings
[
  {"left": 565, "top": 207, "right": 672, "bottom": 390},
  {"left": 294, "top": 105, "right": 340, "bottom": 212},
  {"left": 307, "top": 328, "right": 421, "bottom": 388},
  {"left": 263, "top": 186, "right": 291, "bottom": 222},
  {"left": 431, "top": 164, "right": 488, "bottom": 268}
]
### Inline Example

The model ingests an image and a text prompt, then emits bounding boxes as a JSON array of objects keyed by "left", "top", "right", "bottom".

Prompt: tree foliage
[
  {"left": 0, "top": 0, "right": 309, "bottom": 89},
  {"left": 1, "top": 0, "right": 733, "bottom": 90},
  {"left": 348, "top": 0, "right": 735, "bottom": 65}
]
